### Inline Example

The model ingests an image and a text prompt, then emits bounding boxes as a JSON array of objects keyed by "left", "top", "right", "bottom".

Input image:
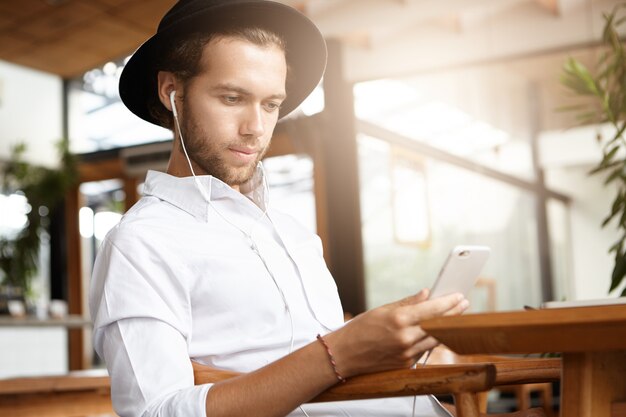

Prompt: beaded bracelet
[{"left": 316, "top": 334, "right": 346, "bottom": 383}]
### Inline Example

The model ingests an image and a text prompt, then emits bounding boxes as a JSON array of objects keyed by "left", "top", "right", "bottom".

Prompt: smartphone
[{"left": 429, "top": 245, "right": 490, "bottom": 299}]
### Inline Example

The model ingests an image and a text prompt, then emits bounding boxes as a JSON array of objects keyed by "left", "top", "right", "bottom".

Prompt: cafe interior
[{"left": 0, "top": 0, "right": 625, "bottom": 416}]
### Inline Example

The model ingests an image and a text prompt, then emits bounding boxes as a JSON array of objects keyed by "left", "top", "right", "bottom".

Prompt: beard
[{"left": 179, "top": 110, "right": 269, "bottom": 186}]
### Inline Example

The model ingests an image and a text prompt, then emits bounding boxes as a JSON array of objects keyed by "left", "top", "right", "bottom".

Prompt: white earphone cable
[
  {"left": 172, "top": 91, "right": 306, "bottom": 416},
  {"left": 172, "top": 92, "right": 297, "bottom": 351}
]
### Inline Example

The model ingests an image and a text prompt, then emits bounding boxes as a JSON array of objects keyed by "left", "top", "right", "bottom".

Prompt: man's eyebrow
[{"left": 211, "top": 83, "right": 286, "bottom": 100}]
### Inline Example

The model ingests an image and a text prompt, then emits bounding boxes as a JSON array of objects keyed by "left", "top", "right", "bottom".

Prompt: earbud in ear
[{"left": 169, "top": 90, "right": 178, "bottom": 118}]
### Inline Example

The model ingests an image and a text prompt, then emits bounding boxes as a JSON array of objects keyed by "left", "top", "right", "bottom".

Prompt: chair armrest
[
  {"left": 311, "top": 364, "right": 496, "bottom": 402},
  {"left": 193, "top": 362, "right": 496, "bottom": 403},
  {"left": 490, "top": 358, "right": 561, "bottom": 385},
  {"left": 428, "top": 346, "right": 561, "bottom": 386}
]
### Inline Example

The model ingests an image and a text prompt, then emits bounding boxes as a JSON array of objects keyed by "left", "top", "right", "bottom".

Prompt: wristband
[{"left": 316, "top": 334, "right": 346, "bottom": 383}]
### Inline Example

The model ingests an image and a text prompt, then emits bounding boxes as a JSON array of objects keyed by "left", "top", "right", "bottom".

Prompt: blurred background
[{"left": 0, "top": 0, "right": 625, "bottom": 391}]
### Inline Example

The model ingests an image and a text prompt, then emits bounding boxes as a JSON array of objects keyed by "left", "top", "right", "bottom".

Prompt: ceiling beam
[
  {"left": 310, "top": 0, "right": 524, "bottom": 39},
  {"left": 342, "top": 0, "right": 624, "bottom": 82}
]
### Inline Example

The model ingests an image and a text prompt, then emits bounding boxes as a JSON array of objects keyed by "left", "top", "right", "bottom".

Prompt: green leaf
[
  {"left": 574, "top": 110, "right": 601, "bottom": 124},
  {"left": 615, "top": 15, "right": 626, "bottom": 26},
  {"left": 603, "top": 208, "right": 622, "bottom": 228},
  {"left": 602, "top": 193, "right": 625, "bottom": 227},
  {"left": 603, "top": 13, "right": 616, "bottom": 44},
  {"left": 604, "top": 166, "right": 624, "bottom": 185},
  {"left": 589, "top": 159, "right": 623, "bottom": 175},
  {"left": 608, "top": 121, "right": 626, "bottom": 146},
  {"left": 562, "top": 58, "right": 602, "bottom": 96},
  {"left": 602, "top": 145, "right": 620, "bottom": 164},
  {"left": 554, "top": 103, "right": 590, "bottom": 113},
  {"left": 603, "top": 192, "right": 625, "bottom": 227},
  {"left": 619, "top": 204, "right": 626, "bottom": 227},
  {"left": 609, "top": 238, "right": 624, "bottom": 254},
  {"left": 610, "top": 251, "right": 626, "bottom": 292},
  {"left": 598, "top": 50, "right": 611, "bottom": 66}
]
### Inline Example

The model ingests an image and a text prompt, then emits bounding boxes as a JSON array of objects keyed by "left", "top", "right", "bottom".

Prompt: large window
[
  {"left": 67, "top": 59, "right": 171, "bottom": 154},
  {"left": 355, "top": 68, "right": 571, "bottom": 312},
  {"left": 354, "top": 72, "right": 536, "bottom": 182},
  {"left": 359, "top": 135, "right": 544, "bottom": 311}
]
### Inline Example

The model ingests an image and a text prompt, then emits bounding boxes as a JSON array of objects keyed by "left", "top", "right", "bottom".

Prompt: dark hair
[{"left": 146, "top": 27, "right": 287, "bottom": 129}]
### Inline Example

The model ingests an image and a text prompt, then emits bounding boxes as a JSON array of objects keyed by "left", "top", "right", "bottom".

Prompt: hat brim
[{"left": 119, "top": 1, "right": 326, "bottom": 125}]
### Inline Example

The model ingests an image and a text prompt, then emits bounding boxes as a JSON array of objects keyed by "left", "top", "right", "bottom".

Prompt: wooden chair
[
  {"left": 193, "top": 361, "right": 496, "bottom": 417},
  {"left": 428, "top": 346, "right": 561, "bottom": 415},
  {"left": 193, "top": 350, "right": 561, "bottom": 417},
  {"left": 0, "top": 351, "right": 559, "bottom": 417},
  {"left": 0, "top": 364, "right": 497, "bottom": 417}
]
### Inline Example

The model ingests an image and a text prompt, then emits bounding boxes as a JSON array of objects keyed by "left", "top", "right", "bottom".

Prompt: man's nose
[{"left": 240, "top": 105, "right": 265, "bottom": 137}]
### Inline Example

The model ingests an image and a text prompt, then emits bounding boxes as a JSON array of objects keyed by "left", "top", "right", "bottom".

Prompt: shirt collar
[{"left": 142, "top": 165, "right": 269, "bottom": 222}]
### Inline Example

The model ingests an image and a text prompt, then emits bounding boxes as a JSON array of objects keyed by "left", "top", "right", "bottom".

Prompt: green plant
[
  {"left": 0, "top": 141, "right": 77, "bottom": 298},
  {"left": 560, "top": 4, "right": 626, "bottom": 296}
]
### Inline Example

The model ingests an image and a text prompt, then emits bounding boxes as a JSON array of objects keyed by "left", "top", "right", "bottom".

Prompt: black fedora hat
[{"left": 119, "top": 0, "right": 327, "bottom": 125}]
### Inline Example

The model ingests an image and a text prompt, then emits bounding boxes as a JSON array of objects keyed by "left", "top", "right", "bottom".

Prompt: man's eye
[
  {"left": 265, "top": 102, "right": 282, "bottom": 112},
  {"left": 223, "top": 96, "right": 239, "bottom": 104}
]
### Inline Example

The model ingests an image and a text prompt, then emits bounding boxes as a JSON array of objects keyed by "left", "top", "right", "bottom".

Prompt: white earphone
[{"left": 169, "top": 90, "right": 178, "bottom": 118}]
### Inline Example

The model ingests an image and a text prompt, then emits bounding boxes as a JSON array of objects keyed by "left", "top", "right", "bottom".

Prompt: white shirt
[{"left": 89, "top": 168, "right": 449, "bottom": 417}]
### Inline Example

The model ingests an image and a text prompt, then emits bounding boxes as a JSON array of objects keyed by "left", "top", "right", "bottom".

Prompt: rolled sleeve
[
  {"left": 90, "top": 235, "right": 206, "bottom": 417},
  {"left": 101, "top": 318, "right": 210, "bottom": 417}
]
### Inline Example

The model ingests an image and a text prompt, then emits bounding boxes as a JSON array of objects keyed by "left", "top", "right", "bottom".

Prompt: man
[{"left": 89, "top": 1, "right": 541, "bottom": 417}]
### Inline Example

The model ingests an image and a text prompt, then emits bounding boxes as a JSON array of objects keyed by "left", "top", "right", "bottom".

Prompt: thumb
[{"left": 397, "top": 288, "right": 430, "bottom": 307}]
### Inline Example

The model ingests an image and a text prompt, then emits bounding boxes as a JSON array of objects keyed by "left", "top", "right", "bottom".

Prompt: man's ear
[{"left": 157, "top": 71, "right": 178, "bottom": 112}]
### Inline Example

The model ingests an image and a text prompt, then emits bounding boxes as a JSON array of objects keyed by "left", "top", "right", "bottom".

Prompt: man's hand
[
  {"left": 324, "top": 289, "right": 469, "bottom": 378},
  {"left": 204, "top": 290, "right": 468, "bottom": 417}
]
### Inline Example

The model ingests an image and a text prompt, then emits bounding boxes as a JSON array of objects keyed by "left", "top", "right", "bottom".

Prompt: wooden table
[
  {"left": 0, "top": 314, "right": 91, "bottom": 328},
  {"left": 0, "top": 369, "right": 114, "bottom": 417},
  {"left": 421, "top": 304, "right": 626, "bottom": 417}
]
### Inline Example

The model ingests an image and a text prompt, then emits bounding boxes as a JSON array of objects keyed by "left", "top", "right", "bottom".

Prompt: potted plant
[
  {"left": 560, "top": 4, "right": 626, "bottom": 296},
  {"left": 0, "top": 141, "right": 77, "bottom": 310}
]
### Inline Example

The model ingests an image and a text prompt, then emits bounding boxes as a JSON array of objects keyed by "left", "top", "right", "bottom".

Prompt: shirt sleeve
[
  {"left": 90, "top": 236, "right": 210, "bottom": 417},
  {"left": 102, "top": 318, "right": 211, "bottom": 417}
]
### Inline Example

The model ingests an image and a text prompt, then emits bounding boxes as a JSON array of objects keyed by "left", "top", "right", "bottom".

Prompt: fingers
[
  {"left": 396, "top": 288, "right": 430, "bottom": 307},
  {"left": 400, "top": 296, "right": 469, "bottom": 364},
  {"left": 400, "top": 292, "right": 467, "bottom": 324},
  {"left": 443, "top": 297, "right": 470, "bottom": 316},
  {"left": 416, "top": 288, "right": 430, "bottom": 302},
  {"left": 405, "top": 335, "right": 439, "bottom": 360},
  {"left": 331, "top": 290, "right": 469, "bottom": 376}
]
